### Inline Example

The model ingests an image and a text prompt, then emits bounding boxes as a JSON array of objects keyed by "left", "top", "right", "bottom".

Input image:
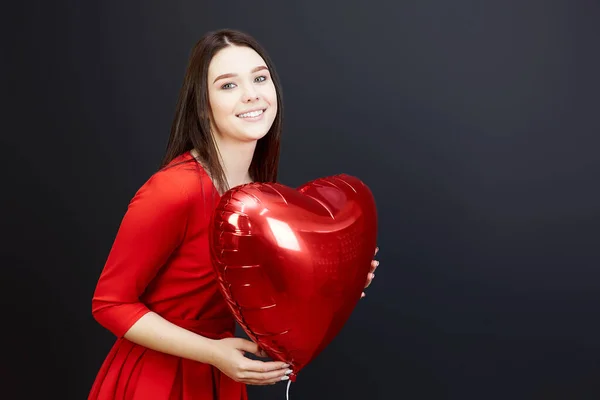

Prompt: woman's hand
[
  {"left": 209, "top": 337, "right": 292, "bottom": 385},
  {"left": 362, "top": 246, "right": 379, "bottom": 298}
]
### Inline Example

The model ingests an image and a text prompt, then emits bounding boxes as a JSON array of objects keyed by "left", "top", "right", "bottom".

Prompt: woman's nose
[{"left": 242, "top": 85, "right": 259, "bottom": 103}]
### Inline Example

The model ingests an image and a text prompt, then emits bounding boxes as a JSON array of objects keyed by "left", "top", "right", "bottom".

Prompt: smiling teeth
[{"left": 238, "top": 110, "right": 263, "bottom": 118}]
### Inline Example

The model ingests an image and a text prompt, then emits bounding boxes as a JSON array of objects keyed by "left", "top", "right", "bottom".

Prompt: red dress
[{"left": 89, "top": 152, "right": 246, "bottom": 400}]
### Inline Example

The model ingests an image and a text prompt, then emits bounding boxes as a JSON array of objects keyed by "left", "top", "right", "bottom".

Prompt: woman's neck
[{"left": 193, "top": 135, "right": 256, "bottom": 189}]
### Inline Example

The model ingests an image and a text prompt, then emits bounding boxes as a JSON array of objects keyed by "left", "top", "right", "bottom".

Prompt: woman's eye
[
  {"left": 221, "top": 83, "right": 236, "bottom": 90},
  {"left": 255, "top": 75, "right": 267, "bottom": 83}
]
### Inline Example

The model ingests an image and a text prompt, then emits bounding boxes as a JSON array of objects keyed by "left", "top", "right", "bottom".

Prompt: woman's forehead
[{"left": 208, "top": 46, "right": 267, "bottom": 79}]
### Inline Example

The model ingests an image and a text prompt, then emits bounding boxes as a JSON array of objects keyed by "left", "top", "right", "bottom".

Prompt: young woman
[{"left": 89, "top": 29, "right": 378, "bottom": 400}]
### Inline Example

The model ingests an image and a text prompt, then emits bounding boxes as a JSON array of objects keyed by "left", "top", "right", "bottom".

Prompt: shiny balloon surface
[{"left": 209, "top": 174, "right": 377, "bottom": 381}]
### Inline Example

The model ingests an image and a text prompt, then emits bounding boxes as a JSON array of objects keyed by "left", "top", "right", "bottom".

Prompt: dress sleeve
[{"left": 91, "top": 171, "right": 190, "bottom": 337}]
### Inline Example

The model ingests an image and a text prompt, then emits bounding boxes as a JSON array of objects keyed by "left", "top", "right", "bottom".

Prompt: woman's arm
[
  {"left": 123, "top": 311, "right": 217, "bottom": 363},
  {"left": 91, "top": 172, "right": 189, "bottom": 337},
  {"left": 124, "top": 312, "right": 291, "bottom": 385},
  {"left": 92, "top": 171, "right": 290, "bottom": 385}
]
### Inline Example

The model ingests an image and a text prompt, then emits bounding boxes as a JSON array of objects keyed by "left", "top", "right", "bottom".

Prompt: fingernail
[
  {"left": 371, "top": 273, "right": 375, "bottom": 279},
  {"left": 285, "top": 369, "right": 293, "bottom": 375},
  {"left": 281, "top": 375, "right": 290, "bottom": 381},
  {"left": 282, "top": 364, "right": 290, "bottom": 368}
]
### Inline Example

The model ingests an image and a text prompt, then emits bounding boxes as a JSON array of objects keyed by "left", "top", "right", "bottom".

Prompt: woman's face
[{"left": 207, "top": 45, "right": 278, "bottom": 144}]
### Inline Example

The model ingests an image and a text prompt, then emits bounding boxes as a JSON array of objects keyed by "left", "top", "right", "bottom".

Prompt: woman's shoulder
[{"left": 145, "top": 152, "right": 216, "bottom": 203}]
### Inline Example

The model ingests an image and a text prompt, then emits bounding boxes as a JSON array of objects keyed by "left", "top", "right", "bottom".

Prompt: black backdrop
[{"left": 4, "top": 1, "right": 600, "bottom": 399}]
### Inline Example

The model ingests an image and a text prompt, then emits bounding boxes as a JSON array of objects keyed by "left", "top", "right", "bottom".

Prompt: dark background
[{"left": 3, "top": 1, "right": 600, "bottom": 399}]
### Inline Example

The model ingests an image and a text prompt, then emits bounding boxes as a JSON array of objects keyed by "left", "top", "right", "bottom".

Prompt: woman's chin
[{"left": 238, "top": 128, "right": 271, "bottom": 142}]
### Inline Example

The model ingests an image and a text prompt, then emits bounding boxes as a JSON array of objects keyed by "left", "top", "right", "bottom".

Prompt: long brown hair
[{"left": 160, "top": 29, "right": 284, "bottom": 193}]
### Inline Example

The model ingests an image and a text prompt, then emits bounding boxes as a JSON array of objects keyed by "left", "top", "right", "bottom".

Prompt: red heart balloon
[{"left": 209, "top": 174, "right": 377, "bottom": 381}]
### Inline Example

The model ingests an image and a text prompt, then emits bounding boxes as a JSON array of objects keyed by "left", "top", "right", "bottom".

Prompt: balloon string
[{"left": 286, "top": 379, "right": 291, "bottom": 400}]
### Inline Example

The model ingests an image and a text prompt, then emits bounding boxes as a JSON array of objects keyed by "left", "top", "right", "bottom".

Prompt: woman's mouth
[{"left": 237, "top": 109, "right": 265, "bottom": 119}]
